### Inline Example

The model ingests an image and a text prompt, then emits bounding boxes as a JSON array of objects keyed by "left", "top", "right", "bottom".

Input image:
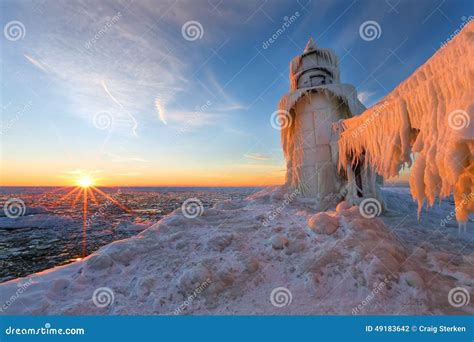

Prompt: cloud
[
  {"left": 8, "top": 0, "right": 266, "bottom": 139},
  {"left": 166, "top": 110, "right": 221, "bottom": 127},
  {"left": 101, "top": 79, "right": 138, "bottom": 135},
  {"left": 62, "top": 169, "right": 104, "bottom": 175},
  {"left": 24, "top": 55, "right": 48, "bottom": 72},
  {"left": 16, "top": 1, "right": 188, "bottom": 136},
  {"left": 357, "top": 91, "right": 375, "bottom": 104},
  {"left": 244, "top": 153, "right": 272, "bottom": 161},
  {"left": 101, "top": 80, "right": 124, "bottom": 108},
  {"left": 204, "top": 70, "right": 246, "bottom": 111},
  {"left": 114, "top": 172, "right": 142, "bottom": 176},
  {"left": 105, "top": 153, "right": 148, "bottom": 163},
  {"left": 155, "top": 98, "right": 168, "bottom": 125}
]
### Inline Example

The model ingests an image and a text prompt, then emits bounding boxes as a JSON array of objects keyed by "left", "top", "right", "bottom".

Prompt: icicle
[{"left": 337, "top": 21, "right": 474, "bottom": 225}]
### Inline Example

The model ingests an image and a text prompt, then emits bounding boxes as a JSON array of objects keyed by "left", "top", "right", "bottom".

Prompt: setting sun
[{"left": 77, "top": 176, "right": 93, "bottom": 188}]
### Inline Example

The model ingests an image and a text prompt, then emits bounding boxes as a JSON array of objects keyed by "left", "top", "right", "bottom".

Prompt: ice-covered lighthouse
[{"left": 278, "top": 38, "right": 382, "bottom": 206}]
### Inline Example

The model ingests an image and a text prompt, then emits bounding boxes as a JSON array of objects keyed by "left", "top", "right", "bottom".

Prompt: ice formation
[
  {"left": 338, "top": 21, "right": 474, "bottom": 224},
  {"left": 0, "top": 187, "right": 472, "bottom": 315},
  {"left": 278, "top": 38, "right": 382, "bottom": 206}
]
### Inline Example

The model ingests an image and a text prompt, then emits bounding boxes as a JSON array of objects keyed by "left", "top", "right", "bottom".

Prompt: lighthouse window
[{"left": 310, "top": 75, "right": 326, "bottom": 86}]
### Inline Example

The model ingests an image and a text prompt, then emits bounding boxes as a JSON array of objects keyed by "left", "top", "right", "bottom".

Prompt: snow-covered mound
[
  {"left": 338, "top": 21, "right": 474, "bottom": 223},
  {"left": 114, "top": 220, "right": 152, "bottom": 234},
  {"left": 0, "top": 187, "right": 472, "bottom": 315}
]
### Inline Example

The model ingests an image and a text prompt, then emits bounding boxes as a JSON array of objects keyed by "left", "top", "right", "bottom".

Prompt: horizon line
[
  {"left": 0, "top": 183, "right": 410, "bottom": 188},
  {"left": 0, "top": 184, "right": 276, "bottom": 188}
]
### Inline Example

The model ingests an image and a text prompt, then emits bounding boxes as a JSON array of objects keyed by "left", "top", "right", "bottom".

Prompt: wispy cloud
[
  {"left": 18, "top": 1, "right": 188, "bottom": 136},
  {"left": 62, "top": 169, "right": 104, "bottom": 175},
  {"left": 101, "top": 79, "right": 138, "bottom": 135},
  {"left": 205, "top": 70, "right": 246, "bottom": 111},
  {"left": 24, "top": 54, "right": 48, "bottom": 72},
  {"left": 166, "top": 110, "right": 221, "bottom": 127},
  {"left": 244, "top": 153, "right": 272, "bottom": 161},
  {"left": 101, "top": 80, "right": 124, "bottom": 108},
  {"left": 105, "top": 153, "right": 148, "bottom": 163},
  {"left": 155, "top": 98, "right": 168, "bottom": 125},
  {"left": 10, "top": 0, "right": 258, "bottom": 139},
  {"left": 357, "top": 91, "right": 375, "bottom": 104},
  {"left": 114, "top": 172, "right": 142, "bottom": 176}
]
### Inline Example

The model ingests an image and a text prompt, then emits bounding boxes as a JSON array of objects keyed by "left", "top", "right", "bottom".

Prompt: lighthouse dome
[{"left": 289, "top": 38, "right": 340, "bottom": 90}]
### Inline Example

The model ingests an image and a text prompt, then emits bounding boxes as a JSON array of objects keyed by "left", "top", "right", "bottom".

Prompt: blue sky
[{"left": 1, "top": 0, "right": 472, "bottom": 186}]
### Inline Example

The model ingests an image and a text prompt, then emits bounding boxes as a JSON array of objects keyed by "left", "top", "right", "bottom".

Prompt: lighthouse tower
[{"left": 278, "top": 38, "right": 381, "bottom": 206}]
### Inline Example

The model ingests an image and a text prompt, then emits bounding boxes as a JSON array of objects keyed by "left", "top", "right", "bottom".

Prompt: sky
[{"left": 0, "top": 0, "right": 472, "bottom": 186}]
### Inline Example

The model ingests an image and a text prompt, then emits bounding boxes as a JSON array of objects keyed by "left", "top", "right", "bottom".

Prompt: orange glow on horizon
[
  {"left": 0, "top": 158, "right": 292, "bottom": 187},
  {"left": 1, "top": 171, "right": 286, "bottom": 187},
  {"left": 1, "top": 159, "right": 411, "bottom": 187},
  {"left": 0, "top": 158, "right": 290, "bottom": 187}
]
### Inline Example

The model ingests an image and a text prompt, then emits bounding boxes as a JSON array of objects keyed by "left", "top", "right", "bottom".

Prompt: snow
[
  {"left": 0, "top": 187, "right": 472, "bottom": 315},
  {"left": 114, "top": 220, "right": 152, "bottom": 234},
  {"left": 278, "top": 38, "right": 380, "bottom": 204},
  {"left": 279, "top": 84, "right": 366, "bottom": 122},
  {"left": 289, "top": 38, "right": 341, "bottom": 90},
  {"left": 338, "top": 21, "right": 474, "bottom": 224}
]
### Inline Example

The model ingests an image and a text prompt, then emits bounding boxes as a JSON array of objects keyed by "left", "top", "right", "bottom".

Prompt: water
[{"left": 0, "top": 186, "right": 261, "bottom": 283}]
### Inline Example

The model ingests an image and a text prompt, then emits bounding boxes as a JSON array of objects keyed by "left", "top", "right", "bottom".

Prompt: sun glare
[{"left": 77, "top": 176, "right": 93, "bottom": 188}]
